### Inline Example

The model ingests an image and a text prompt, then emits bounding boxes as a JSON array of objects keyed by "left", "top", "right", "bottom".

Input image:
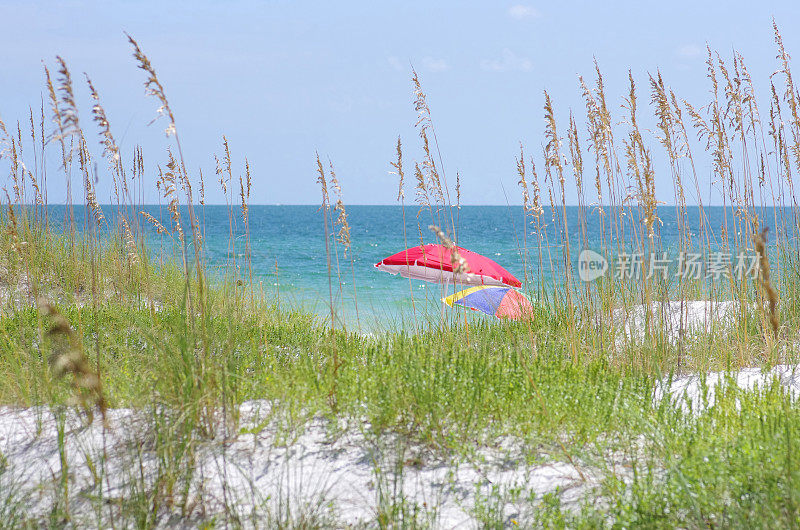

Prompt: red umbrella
[{"left": 375, "top": 244, "right": 522, "bottom": 288}]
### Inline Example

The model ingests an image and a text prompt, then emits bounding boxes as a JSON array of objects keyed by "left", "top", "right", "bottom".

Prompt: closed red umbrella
[{"left": 375, "top": 244, "right": 521, "bottom": 288}]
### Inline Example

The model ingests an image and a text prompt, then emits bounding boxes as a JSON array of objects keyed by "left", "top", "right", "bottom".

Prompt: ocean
[{"left": 38, "top": 204, "right": 791, "bottom": 332}]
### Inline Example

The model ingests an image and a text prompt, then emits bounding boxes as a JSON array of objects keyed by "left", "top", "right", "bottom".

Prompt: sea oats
[
  {"left": 389, "top": 136, "right": 405, "bottom": 201},
  {"left": 429, "top": 224, "right": 469, "bottom": 275},
  {"left": 39, "top": 299, "right": 108, "bottom": 424}
]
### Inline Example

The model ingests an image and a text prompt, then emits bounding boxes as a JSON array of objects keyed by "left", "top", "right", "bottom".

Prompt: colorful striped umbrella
[
  {"left": 375, "top": 244, "right": 521, "bottom": 288},
  {"left": 442, "top": 285, "right": 533, "bottom": 320}
]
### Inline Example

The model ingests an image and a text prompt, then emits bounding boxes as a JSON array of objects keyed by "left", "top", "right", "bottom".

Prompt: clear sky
[{"left": 1, "top": 1, "right": 799, "bottom": 205}]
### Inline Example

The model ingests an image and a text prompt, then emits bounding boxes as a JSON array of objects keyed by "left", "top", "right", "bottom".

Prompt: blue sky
[{"left": 1, "top": 1, "right": 799, "bottom": 205}]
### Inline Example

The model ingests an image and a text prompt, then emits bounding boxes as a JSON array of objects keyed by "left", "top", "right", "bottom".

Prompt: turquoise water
[{"left": 41, "top": 204, "right": 792, "bottom": 331}]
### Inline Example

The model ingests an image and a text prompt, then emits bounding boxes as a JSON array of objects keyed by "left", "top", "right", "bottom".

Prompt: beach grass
[{"left": 1, "top": 25, "right": 800, "bottom": 527}]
